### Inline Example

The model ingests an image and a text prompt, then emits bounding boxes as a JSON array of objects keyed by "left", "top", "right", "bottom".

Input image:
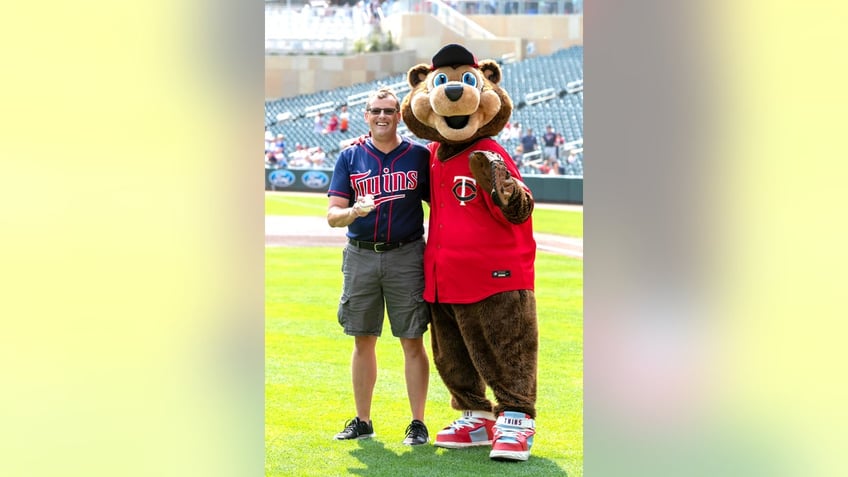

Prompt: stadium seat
[{"left": 265, "top": 46, "right": 583, "bottom": 174}]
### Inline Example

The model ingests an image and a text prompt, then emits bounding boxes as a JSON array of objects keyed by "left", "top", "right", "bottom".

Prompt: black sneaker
[
  {"left": 334, "top": 417, "right": 375, "bottom": 440},
  {"left": 403, "top": 419, "right": 429, "bottom": 445}
]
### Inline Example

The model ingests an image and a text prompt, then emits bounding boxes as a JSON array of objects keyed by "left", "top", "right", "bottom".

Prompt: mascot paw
[{"left": 469, "top": 150, "right": 515, "bottom": 207}]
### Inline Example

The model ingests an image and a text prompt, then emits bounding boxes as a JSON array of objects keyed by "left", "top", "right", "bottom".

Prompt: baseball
[{"left": 359, "top": 195, "right": 375, "bottom": 213}]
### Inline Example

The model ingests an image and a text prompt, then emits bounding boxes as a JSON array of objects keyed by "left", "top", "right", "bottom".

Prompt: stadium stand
[{"left": 265, "top": 46, "right": 583, "bottom": 177}]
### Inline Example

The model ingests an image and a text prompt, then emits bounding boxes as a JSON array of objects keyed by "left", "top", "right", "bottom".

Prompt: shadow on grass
[{"left": 348, "top": 439, "right": 568, "bottom": 476}]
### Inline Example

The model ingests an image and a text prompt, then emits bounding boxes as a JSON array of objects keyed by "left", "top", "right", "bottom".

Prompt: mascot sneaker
[
  {"left": 489, "top": 411, "right": 536, "bottom": 461},
  {"left": 433, "top": 410, "right": 496, "bottom": 448}
]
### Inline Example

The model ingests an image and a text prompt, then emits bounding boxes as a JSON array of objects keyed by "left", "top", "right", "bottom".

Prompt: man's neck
[{"left": 371, "top": 134, "right": 401, "bottom": 154}]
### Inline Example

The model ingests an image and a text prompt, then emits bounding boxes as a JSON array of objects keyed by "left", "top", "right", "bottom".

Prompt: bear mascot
[{"left": 401, "top": 43, "right": 539, "bottom": 462}]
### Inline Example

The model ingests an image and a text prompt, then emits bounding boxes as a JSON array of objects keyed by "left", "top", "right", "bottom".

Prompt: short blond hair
[{"left": 365, "top": 87, "right": 400, "bottom": 110}]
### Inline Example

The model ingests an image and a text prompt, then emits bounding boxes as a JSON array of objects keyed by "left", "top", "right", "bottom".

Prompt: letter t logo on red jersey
[{"left": 452, "top": 176, "right": 477, "bottom": 206}]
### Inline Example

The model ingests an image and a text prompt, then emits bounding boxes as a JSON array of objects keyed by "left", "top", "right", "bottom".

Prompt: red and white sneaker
[
  {"left": 433, "top": 410, "right": 496, "bottom": 448},
  {"left": 489, "top": 411, "right": 536, "bottom": 461}
]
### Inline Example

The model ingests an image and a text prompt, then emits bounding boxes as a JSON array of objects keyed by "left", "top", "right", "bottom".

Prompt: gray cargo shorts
[{"left": 337, "top": 238, "right": 429, "bottom": 338}]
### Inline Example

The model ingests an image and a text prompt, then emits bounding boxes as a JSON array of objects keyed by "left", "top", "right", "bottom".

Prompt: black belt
[{"left": 349, "top": 238, "right": 414, "bottom": 253}]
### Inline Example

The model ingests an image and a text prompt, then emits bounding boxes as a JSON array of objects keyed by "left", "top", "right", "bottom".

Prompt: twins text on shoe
[{"left": 489, "top": 411, "right": 535, "bottom": 461}]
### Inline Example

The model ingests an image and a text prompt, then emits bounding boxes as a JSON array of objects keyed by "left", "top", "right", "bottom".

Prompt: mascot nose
[{"left": 444, "top": 84, "right": 464, "bottom": 102}]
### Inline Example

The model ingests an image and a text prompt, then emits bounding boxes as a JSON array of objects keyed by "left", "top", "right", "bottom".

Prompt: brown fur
[
  {"left": 402, "top": 46, "right": 539, "bottom": 421},
  {"left": 430, "top": 291, "right": 538, "bottom": 417}
]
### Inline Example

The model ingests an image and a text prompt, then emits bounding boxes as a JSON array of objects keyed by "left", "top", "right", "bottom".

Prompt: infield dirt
[{"left": 265, "top": 207, "right": 583, "bottom": 259}]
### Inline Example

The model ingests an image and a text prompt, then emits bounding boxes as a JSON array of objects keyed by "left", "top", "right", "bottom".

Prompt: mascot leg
[
  {"left": 456, "top": 291, "right": 539, "bottom": 462},
  {"left": 430, "top": 301, "right": 496, "bottom": 448},
  {"left": 459, "top": 291, "right": 538, "bottom": 418}
]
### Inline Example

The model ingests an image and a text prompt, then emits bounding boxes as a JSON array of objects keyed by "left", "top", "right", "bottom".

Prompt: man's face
[{"left": 365, "top": 97, "right": 400, "bottom": 139}]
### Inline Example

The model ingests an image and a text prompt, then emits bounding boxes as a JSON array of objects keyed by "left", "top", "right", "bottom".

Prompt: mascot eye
[
  {"left": 433, "top": 73, "right": 448, "bottom": 87},
  {"left": 462, "top": 72, "right": 478, "bottom": 87}
]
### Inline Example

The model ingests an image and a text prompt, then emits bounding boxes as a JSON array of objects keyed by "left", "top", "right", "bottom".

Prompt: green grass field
[{"left": 266, "top": 192, "right": 583, "bottom": 476}]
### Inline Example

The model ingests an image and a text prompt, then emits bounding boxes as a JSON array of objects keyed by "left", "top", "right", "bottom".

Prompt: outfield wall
[{"left": 265, "top": 167, "right": 583, "bottom": 204}]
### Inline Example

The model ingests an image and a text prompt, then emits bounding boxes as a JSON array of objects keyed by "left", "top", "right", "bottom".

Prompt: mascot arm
[{"left": 469, "top": 150, "right": 534, "bottom": 224}]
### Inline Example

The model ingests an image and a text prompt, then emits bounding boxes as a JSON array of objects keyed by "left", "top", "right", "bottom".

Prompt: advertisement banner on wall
[
  {"left": 264, "top": 167, "right": 583, "bottom": 203},
  {"left": 265, "top": 167, "right": 334, "bottom": 193}
]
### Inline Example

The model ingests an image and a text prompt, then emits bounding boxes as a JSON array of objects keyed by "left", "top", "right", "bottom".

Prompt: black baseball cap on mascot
[{"left": 430, "top": 43, "right": 478, "bottom": 70}]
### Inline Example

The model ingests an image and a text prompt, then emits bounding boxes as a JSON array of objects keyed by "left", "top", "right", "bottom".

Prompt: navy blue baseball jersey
[{"left": 328, "top": 137, "right": 430, "bottom": 243}]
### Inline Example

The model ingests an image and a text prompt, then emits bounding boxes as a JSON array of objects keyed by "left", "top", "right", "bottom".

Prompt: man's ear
[
  {"left": 407, "top": 64, "right": 431, "bottom": 89},
  {"left": 479, "top": 60, "right": 502, "bottom": 84}
]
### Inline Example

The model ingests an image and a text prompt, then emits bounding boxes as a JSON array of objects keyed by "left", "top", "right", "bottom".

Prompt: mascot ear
[
  {"left": 479, "top": 60, "right": 502, "bottom": 85},
  {"left": 407, "top": 64, "right": 431, "bottom": 89}
]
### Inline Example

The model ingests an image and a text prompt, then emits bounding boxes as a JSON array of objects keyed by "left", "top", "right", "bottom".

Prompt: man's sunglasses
[{"left": 367, "top": 108, "right": 398, "bottom": 115}]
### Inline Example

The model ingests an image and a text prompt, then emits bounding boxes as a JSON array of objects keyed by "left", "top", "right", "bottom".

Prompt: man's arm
[{"left": 327, "top": 195, "right": 372, "bottom": 228}]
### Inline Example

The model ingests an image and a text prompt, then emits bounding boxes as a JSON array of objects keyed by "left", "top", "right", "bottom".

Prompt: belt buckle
[{"left": 373, "top": 242, "right": 387, "bottom": 253}]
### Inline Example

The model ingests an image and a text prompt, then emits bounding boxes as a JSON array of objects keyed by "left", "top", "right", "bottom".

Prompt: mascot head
[{"left": 401, "top": 44, "right": 512, "bottom": 146}]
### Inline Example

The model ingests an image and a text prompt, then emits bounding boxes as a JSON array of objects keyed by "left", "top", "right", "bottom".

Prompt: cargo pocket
[
  {"left": 337, "top": 293, "right": 350, "bottom": 328},
  {"left": 411, "top": 289, "right": 430, "bottom": 333}
]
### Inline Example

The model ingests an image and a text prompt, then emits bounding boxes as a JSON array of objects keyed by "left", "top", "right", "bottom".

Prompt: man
[
  {"left": 520, "top": 127, "right": 538, "bottom": 155},
  {"left": 326, "top": 88, "right": 431, "bottom": 446},
  {"left": 542, "top": 124, "right": 557, "bottom": 162}
]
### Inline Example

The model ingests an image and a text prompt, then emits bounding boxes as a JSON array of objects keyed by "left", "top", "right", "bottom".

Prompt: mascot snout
[{"left": 444, "top": 84, "right": 464, "bottom": 101}]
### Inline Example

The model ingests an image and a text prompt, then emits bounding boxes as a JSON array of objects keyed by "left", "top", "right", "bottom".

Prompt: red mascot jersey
[{"left": 424, "top": 138, "right": 536, "bottom": 304}]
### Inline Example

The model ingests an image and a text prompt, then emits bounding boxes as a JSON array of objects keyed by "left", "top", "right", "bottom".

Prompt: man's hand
[
  {"left": 341, "top": 133, "right": 370, "bottom": 150},
  {"left": 352, "top": 194, "right": 375, "bottom": 217}
]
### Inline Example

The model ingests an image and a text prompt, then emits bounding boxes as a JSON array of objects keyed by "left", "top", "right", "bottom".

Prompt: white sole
[
  {"left": 433, "top": 440, "right": 492, "bottom": 449},
  {"left": 489, "top": 449, "right": 530, "bottom": 461},
  {"left": 402, "top": 438, "right": 430, "bottom": 446},
  {"left": 333, "top": 433, "right": 375, "bottom": 440}
]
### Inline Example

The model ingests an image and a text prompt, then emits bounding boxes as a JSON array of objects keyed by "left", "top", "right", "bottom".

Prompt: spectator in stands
[
  {"left": 265, "top": 128, "right": 275, "bottom": 152},
  {"left": 499, "top": 121, "right": 514, "bottom": 142},
  {"left": 567, "top": 149, "right": 581, "bottom": 164},
  {"left": 275, "top": 133, "right": 287, "bottom": 152},
  {"left": 542, "top": 125, "right": 557, "bottom": 161},
  {"left": 339, "top": 105, "right": 350, "bottom": 133},
  {"left": 265, "top": 150, "right": 277, "bottom": 168},
  {"left": 509, "top": 121, "right": 522, "bottom": 141},
  {"left": 532, "top": 157, "right": 561, "bottom": 175},
  {"left": 266, "top": 147, "right": 287, "bottom": 169},
  {"left": 555, "top": 132, "right": 566, "bottom": 149},
  {"left": 366, "top": 0, "right": 383, "bottom": 32},
  {"left": 288, "top": 144, "right": 311, "bottom": 168},
  {"left": 309, "top": 146, "right": 327, "bottom": 167},
  {"left": 314, "top": 113, "right": 326, "bottom": 134},
  {"left": 325, "top": 114, "right": 340, "bottom": 134},
  {"left": 511, "top": 144, "right": 525, "bottom": 171},
  {"left": 520, "top": 127, "right": 538, "bottom": 154},
  {"left": 274, "top": 146, "right": 287, "bottom": 164}
]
